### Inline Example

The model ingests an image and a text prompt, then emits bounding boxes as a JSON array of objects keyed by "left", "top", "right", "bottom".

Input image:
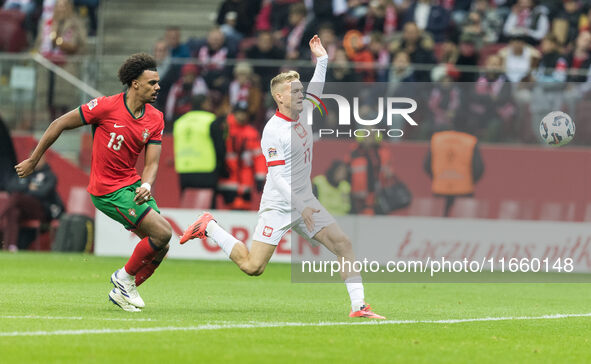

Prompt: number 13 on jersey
[{"left": 108, "top": 132, "right": 124, "bottom": 151}]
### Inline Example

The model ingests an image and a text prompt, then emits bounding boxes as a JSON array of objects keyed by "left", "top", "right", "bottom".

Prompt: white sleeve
[
  {"left": 261, "top": 129, "right": 286, "bottom": 167},
  {"left": 306, "top": 55, "right": 328, "bottom": 97},
  {"left": 268, "top": 164, "right": 306, "bottom": 213},
  {"left": 502, "top": 13, "right": 517, "bottom": 36}
]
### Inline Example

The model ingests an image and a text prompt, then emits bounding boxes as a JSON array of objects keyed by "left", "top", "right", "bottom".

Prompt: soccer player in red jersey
[{"left": 15, "top": 54, "right": 172, "bottom": 312}]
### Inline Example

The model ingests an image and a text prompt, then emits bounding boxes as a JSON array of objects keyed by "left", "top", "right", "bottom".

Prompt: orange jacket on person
[
  {"left": 348, "top": 143, "right": 393, "bottom": 214},
  {"left": 424, "top": 130, "right": 484, "bottom": 196},
  {"left": 218, "top": 113, "right": 266, "bottom": 207},
  {"left": 343, "top": 30, "right": 376, "bottom": 82}
]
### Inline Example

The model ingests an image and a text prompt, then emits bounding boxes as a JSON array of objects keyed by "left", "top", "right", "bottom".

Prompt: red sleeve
[
  {"left": 78, "top": 96, "right": 109, "bottom": 125},
  {"left": 148, "top": 112, "right": 164, "bottom": 145}
]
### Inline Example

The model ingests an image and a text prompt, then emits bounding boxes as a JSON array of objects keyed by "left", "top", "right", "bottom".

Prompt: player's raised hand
[
  {"left": 134, "top": 186, "right": 151, "bottom": 205},
  {"left": 302, "top": 206, "right": 320, "bottom": 232},
  {"left": 309, "top": 35, "right": 327, "bottom": 58},
  {"left": 15, "top": 158, "right": 37, "bottom": 178}
]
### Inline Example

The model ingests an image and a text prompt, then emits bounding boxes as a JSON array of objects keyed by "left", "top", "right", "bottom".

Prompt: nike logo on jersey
[{"left": 114, "top": 124, "right": 125, "bottom": 128}]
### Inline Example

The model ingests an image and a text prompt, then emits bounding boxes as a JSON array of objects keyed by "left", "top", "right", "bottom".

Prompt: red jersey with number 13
[{"left": 78, "top": 93, "right": 164, "bottom": 196}]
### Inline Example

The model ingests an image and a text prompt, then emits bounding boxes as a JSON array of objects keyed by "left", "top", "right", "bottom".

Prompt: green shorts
[{"left": 91, "top": 180, "right": 160, "bottom": 230}]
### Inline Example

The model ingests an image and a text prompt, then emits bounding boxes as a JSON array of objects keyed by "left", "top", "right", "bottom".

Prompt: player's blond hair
[{"left": 270, "top": 70, "right": 300, "bottom": 96}]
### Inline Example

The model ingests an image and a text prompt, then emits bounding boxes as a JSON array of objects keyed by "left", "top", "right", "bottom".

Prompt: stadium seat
[
  {"left": 538, "top": 202, "right": 576, "bottom": 221},
  {"left": 477, "top": 43, "right": 505, "bottom": 65},
  {"left": 0, "top": 191, "right": 9, "bottom": 217},
  {"left": 180, "top": 188, "right": 214, "bottom": 209},
  {"left": 0, "top": 10, "right": 28, "bottom": 52},
  {"left": 67, "top": 186, "right": 96, "bottom": 218},
  {"left": 583, "top": 203, "right": 591, "bottom": 222},
  {"left": 497, "top": 200, "right": 535, "bottom": 220},
  {"left": 407, "top": 197, "right": 445, "bottom": 217},
  {"left": 215, "top": 194, "right": 232, "bottom": 210},
  {"left": 449, "top": 198, "right": 490, "bottom": 219},
  {"left": 20, "top": 219, "right": 46, "bottom": 251}
]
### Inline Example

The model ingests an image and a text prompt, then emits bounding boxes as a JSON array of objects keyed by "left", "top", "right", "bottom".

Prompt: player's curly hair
[{"left": 118, "top": 53, "right": 158, "bottom": 87}]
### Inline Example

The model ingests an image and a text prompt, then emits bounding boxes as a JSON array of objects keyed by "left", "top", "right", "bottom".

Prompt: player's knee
[
  {"left": 163, "top": 227, "right": 172, "bottom": 243},
  {"left": 160, "top": 221, "right": 173, "bottom": 243},
  {"left": 160, "top": 244, "right": 170, "bottom": 255},
  {"left": 240, "top": 263, "right": 265, "bottom": 276},
  {"left": 251, "top": 266, "right": 265, "bottom": 276},
  {"left": 151, "top": 225, "right": 172, "bottom": 247}
]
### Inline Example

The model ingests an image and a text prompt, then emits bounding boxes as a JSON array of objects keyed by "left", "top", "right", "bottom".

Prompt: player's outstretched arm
[
  {"left": 15, "top": 109, "right": 84, "bottom": 178},
  {"left": 309, "top": 35, "right": 327, "bottom": 58},
  {"left": 307, "top": 35, "right": 328, "bottom": 97}
]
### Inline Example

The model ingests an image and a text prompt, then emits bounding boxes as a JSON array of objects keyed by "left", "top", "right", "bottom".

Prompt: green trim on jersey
[
  {"left": 90, "top": 180, "right": 160, "bottom": 230},
  {"left": 78, "top": 106, "right": 88, "bottom": 125},
  {"left": 123, "top": 93, "right": 145, "bottom": 120}
]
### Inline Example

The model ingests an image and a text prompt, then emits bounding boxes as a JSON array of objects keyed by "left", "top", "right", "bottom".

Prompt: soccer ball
[{"left": 539, "top": 111, "right": 575, "bottom": 146}]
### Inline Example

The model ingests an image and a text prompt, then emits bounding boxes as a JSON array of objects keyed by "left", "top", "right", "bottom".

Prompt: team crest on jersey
[
  {"left": 87, "top": 98, "right": 98, "bottom": 110},
  {"left": 142, "top": 128, "right": 150, "bottom": 143},
  {"left": 128, "top": 208, "right": 136, "bottom": 217},
  {"left": 263, "top": 226, "right": 273, "bottom": 237},
  {"left": 268, "top": 147, "right": 277, "bottom": 158},
  {"left": 294, "top": 123, "right": 308, "bottom": 139}
]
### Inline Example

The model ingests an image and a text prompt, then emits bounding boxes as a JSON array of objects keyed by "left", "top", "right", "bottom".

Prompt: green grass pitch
[{"left": 1, "top": 252, "right": 591, "bottom": 363}]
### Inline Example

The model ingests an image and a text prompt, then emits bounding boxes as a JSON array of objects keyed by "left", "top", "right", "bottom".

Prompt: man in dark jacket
[
  {"left": 2, "top": 155, "right": 64, "bottom": 251},
  {"left": 0, "top": 114, "right": 17, "bottom": 191}
]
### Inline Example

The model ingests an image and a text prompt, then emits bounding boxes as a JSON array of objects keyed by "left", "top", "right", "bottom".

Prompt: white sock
[
  {"left": 206, "top": 220, "right": 240, "bottom": 257},
  {"left": 345, "top": 276, "right": 365, "bottom": 311},
  {"left": 118, "top": 267, "right": 134, "bottom": 281}
]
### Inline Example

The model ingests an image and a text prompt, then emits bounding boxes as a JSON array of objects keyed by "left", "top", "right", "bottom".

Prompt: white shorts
[{"left": 252, "top": 197, "right": 336, "bottom": 246}]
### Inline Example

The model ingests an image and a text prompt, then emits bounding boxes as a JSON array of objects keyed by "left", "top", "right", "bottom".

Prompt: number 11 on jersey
[{"left": 304, "top": 147, "right": 311, "bottom": 164}]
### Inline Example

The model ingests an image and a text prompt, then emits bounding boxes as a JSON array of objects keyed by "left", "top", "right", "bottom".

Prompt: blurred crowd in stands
[
  {"left": 147, "top": 0, "right": 591, "bottom": 144},
  {"left": 2, "top": 0, "right": 591, "bottom": 142},
  {"left": 1, "top": 0, "right": 96, "bottom": 119},
  {"left": 3, "top": 0, "right": 591, "bottom": 221}
]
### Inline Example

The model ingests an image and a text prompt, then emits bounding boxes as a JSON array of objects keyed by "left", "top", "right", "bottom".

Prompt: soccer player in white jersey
[{"left": 180, "top": 35, "right": 384, "bottom": 319}]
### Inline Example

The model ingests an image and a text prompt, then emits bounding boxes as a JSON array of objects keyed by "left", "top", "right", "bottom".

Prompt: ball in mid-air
[{"left": 539, "top": 111, "right": 575, "bottom": 146}]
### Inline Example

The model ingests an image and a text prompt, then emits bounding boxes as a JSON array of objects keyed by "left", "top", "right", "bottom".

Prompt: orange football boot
[
  {"left": 179, "top": 212, "right": 215, "bottom": 244},
  {"left": 349, "top": 304, "right": 386, "bottom": 319}
]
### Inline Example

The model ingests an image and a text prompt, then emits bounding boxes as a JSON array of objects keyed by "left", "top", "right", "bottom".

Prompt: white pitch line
[
  {"left": 1, "top": 313, "right": 591, "bottom": 337},
  {"left": 0, "top": 315, "right": 160, "bottom": 322}
]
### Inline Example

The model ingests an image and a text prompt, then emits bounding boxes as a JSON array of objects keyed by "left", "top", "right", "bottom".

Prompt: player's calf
[
  {"left": 332, "top": 235, "right": 353, "bottom": 256},
  {"left": 316, "top": 225, "right": 355, "bottom": 262},
  {"left": 135, "top": 244, "right": 169, "bottom": 286}
]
